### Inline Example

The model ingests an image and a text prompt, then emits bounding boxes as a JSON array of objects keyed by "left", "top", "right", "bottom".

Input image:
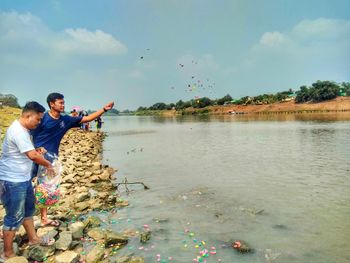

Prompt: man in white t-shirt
[{"left": 0, "top": 101, "right": 55, "bottom": 260}]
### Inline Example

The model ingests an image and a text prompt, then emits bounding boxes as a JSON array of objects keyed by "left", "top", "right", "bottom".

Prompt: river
[{"left": 101, "top": 113, "right": 350, "bottom": 263}]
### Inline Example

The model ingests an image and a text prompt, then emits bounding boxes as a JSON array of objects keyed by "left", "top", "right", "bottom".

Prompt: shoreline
[
  {"left": 0, "top": 128, "right": 146, "bottom": 263},
  {"left": 135, "top": 97, "right": 350, "bottom": 116}
]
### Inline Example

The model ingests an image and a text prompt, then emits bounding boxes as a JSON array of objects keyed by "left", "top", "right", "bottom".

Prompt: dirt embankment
[{"left": 158, "top": 97, "right": 350, "bottom": 116}]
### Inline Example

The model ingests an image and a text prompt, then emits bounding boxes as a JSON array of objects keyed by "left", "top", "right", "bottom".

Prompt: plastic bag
[{"left": 34, "top": 152, "right": 62, "bottom": 208}]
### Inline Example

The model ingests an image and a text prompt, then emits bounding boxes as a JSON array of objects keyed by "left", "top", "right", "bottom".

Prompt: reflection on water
[{"left": 102, "top": 113, "right": 350, "bottom": 263}]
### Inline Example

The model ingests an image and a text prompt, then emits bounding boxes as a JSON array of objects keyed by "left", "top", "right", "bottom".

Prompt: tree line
[
  {"left": 0, "top": 94, "right": 20, "bottom": 108},
  {"left": 137, "top": 80, "right": 350, "bottom": 111}
]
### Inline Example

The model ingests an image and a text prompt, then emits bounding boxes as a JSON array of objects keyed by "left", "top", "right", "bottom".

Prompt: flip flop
[
  {"left": 0, "top": 254, "right": 12, "bottom": 263},
  {"left": 41, "top": 219, "right": 60, "bottom": 227},
  {"left": 28, "top": 236, "right": 55, "bottom": 247}
]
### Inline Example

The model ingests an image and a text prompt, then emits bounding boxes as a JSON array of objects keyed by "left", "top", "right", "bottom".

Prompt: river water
[{"left": 101, "top": 113, "right": 350, "bottom": 263}]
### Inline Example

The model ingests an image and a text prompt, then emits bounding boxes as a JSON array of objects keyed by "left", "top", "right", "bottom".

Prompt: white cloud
[
  {"left": 0, "top": 11, "right": 127, "bottom": 59},
  {"left": 257, "top": 18, "right": 350, "bottom": 51},
  {"left": 292, "top": 18, "right": 350, "bottom": 41},
  {"left": 55, "top": 28, "right": 127, "bottom": 55},
  {"left": 260, "top": 31, "right": 285, "bottom": 46},
  {"left": 0, "top": 11, "right": 48, "bottom": 44},
  {"left": 226, "top": 17, "right": 350, "bottom": 93}
]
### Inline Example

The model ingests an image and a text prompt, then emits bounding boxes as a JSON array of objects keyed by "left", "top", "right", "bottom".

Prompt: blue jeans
[{"left": 0, "top": 180, "right": 36, "bottom": 231}]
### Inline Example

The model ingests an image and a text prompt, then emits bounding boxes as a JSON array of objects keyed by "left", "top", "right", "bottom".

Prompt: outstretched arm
[{"left": 80, "top": 102, "right": 114, "bottom": 123}]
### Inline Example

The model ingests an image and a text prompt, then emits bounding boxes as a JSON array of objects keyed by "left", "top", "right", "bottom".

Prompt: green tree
[
  {"left": 192, "top": 97, "right": 213, "bottom": 108},
  {"left": 0, "top": 94, "right": 20, "bottom": 108},
  {"left": 340, "top": 82, "right": 350, "bottom": 95},
  {"left": 217, "top": 94, "right": 233, "bottom": 105},
  {"left": 149, "top": 102, "right": 167, "bottom": 110}
]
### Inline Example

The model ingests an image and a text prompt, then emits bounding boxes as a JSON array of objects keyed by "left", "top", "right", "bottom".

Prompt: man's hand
[
  {"left": 36, "top": 147, "right": 47, "bottom": 155},
  {"left": 103, "top": 102, "right": 114, "bottom": 111},
  {"left": 45, "top": 165, "right": 55, "bottom": 177}
]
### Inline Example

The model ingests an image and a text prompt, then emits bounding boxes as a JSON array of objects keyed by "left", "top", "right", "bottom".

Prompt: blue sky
[{"left": 0, "top": 0, "right": 349, "bottom": 110}]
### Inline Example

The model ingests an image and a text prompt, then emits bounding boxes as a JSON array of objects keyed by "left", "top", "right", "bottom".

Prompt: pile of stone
[
  {"left": 0, "top": 129, "right": 145, "bottom": 263},
  {"left": 53, "top": 129, "right": 129, "bottom": 217}
]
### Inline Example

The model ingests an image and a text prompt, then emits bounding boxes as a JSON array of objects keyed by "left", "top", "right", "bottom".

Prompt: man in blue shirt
[{"left": 31, "top": 93, "right": 114, "bottom": 226}]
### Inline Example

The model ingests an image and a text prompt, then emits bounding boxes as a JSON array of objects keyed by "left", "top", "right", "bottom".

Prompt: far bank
[{"left": 135, "top": 97, "right": 350, "bottom": 116}]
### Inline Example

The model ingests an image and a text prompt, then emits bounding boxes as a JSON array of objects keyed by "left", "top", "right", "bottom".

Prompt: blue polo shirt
[{"left": 31, "top": 112, "right": 83, "bottom": 155}]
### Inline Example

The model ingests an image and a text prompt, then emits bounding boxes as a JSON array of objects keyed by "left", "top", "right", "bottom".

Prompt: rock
[
  {"left": 93, "top": 170, "right": 102, "bottom": 175},
  {"left": 75, "top": 201, "right": 90, "bottom": 212},
  {"left": 115, "top": 256, "right": 130, "bottom": 263},
  {"left": 89, "top": 176, "right": 100, "bottom": 183},
  {"left": 77, "top": 192, "right": 90, "bottom": 202},
  {"left": 98, "top": 170, "right": 110, "bottom": 181},
  {"left": 55, "top": 231, "right": 73, "bottom": 250},
  {"left": 81, "top": 157, "right": 89, "bottom": 163},
  {"left": 140, "top": 230, "right": 151, "bottom": 243},
  {"left": 58, "top": 222, "right": 69, "bottom": 232},
  {"left": 68, "top": 222, "right": 85, "bottom": 239},
  {"left": 63, "top": 174, "right": 77, "bottom": 183},
  {"left": 92, "top": 162, "right": 101, "bottom": 171},
  {"left": 85, "top": 245, "right": 105, "bottom": 263},
  {"left": 55, "top": 251, "right": 80, "bottom": 263},
  {"left": 115, "top": 200, "right": 129, "bottom": 208},
  {"left": 85, "top": 171, "right": 93, "bottom": 177},
  {"left": 83, "top": 216, "right": 102, "bottom": 229},
  {"left": 37, "top": 227, "right": 58, "bottom": 239},
  {"left": 18, "top": 225, "right": 27, "bottom": 237},
  {"left": 69, "top": 241, "right": 82, "bottom": 250},
  {"left": 105, "top": 231, "right": 128, "bottom": 247},
  {"left": 107, "top": 195, "right": 117, "bottom": 204},
  {"left": 232, "top": 240, "right": 254, "bottom": 254},
  {"left": 28, "top": 245, "right": 56, "bottom": 261},
  {"left": 61, "top": 183, "right": 73, "bottom": 188},
  {"left": 5, "top": 256, "right": 28, "bottom": 263},
  {"left": 87, "top": 228, "right": 105, "bottom": 241},
  {"left": 129, "top": 256, "right": 145, "bottom": 263},
  {"left": 97, "top": 192, "right": 109, "bottom": 199}
]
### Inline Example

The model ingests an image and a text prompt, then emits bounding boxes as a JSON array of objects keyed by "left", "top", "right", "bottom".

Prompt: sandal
[
  {"left": 0, "top": 254, "right": 7, "bottom": 263},
  {"left": 28, "top": 236, "right": 55, "bottom": 246},
  {"left": 0, "top": 253, "right": 14, "bottom": 263},
  {"left": 41, "top": 219, "right": 60, "bottom": 227}
]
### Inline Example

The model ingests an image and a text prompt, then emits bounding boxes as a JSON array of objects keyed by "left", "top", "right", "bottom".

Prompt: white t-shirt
[{"left": 0, "top": 120, "right": 35, "bottom": 182}]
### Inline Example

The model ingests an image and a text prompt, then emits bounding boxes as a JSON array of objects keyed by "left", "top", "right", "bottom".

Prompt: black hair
[
  {"left": 22, "top": 101, "right": 46, "bottom": 114},
  {"left": 47, "top": 92, "right": 64, "bottom": 108}
]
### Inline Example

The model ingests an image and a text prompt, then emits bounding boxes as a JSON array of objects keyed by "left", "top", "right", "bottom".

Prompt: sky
[{"left": 0, "top": 0, "right": 349, "bottom": 111}]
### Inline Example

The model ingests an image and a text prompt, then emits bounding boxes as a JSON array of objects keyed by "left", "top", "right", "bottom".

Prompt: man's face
[
  {"left": 50, "top": 99, "right": 65, "bottom": 113},
  {"left": 27, "top": 112, "right": 44, "bottom": 129}
]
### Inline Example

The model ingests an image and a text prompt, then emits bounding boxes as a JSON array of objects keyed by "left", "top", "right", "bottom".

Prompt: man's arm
[
  {"left": 26, "top": 150, "right": 52, "bottom": 168},
  {"left": 80, "top": 102, "right": 114, "bottom": 123}
]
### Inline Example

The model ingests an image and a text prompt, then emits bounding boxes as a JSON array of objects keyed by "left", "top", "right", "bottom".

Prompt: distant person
[
  {"left": 70, "top": 109, "right": 78, "bottom": 117},
  {"left": 0, "top": 102, "right": 55, "bottom": 260},
  {"left": 84, "top": 118, "right": 90, "bottom": 131},
  {"left": 31, "top": 93, "right": 114, "bottom": 226},
  {"left": 79, "top": 111, "right": 88, "bottom": 130},
  {"left": 95, "top": 116, "right": 103, "bottom": 132}
]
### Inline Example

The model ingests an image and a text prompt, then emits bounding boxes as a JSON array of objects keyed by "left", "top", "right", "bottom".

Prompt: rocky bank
[{"left": 0, "top": 128, "right": 145, "bottom": 263}]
